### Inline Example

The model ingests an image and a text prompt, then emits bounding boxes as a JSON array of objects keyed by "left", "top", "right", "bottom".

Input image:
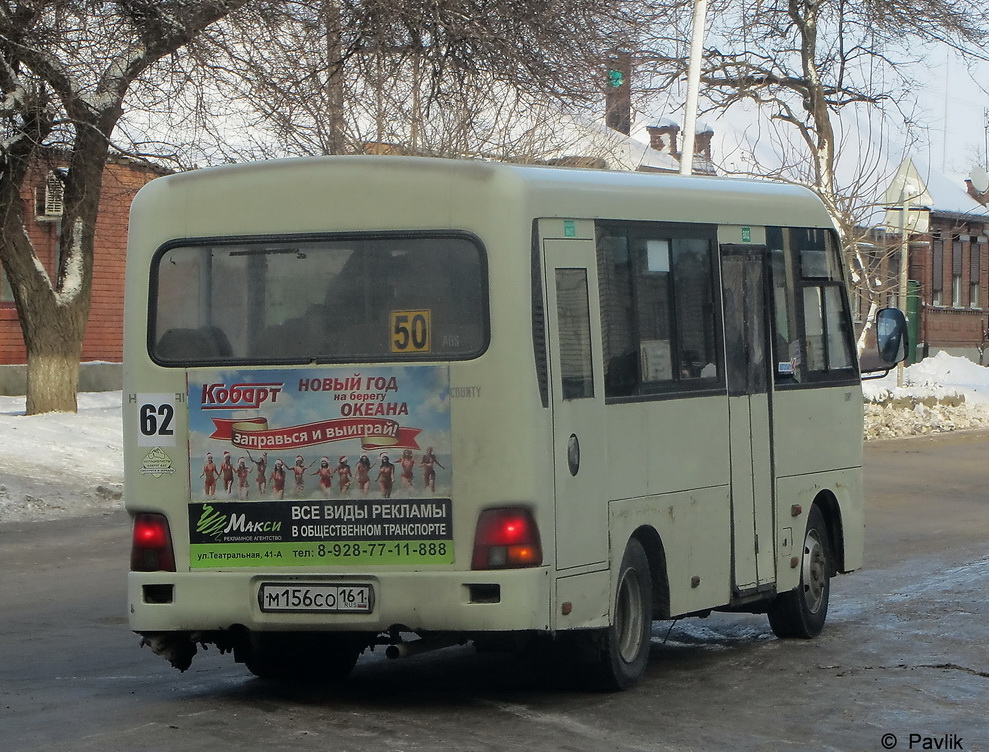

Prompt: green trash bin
[{"left": 906, "top": 279, "right": 921, "bottom": 366}]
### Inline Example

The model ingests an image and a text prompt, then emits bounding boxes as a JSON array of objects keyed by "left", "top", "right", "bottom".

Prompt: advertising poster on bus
[{"left": 186, "top": 366, "right": 453, "bottom": 568}]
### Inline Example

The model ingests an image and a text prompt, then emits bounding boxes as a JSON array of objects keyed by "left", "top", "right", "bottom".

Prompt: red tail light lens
[
  {"left": 131, "top": 513, "right": 176, "bottom": 572},
  {"left": 471, "top": 508, "right": 542, "bottom": 569}
]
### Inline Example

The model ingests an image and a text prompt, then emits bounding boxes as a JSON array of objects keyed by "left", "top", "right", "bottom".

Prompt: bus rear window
[{"left": 151, "top": 234, "right": 487, "bottom": 364}]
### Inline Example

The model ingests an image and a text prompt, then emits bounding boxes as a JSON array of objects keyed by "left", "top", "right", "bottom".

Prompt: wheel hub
[
  {"left": 801, "top": 529, "right": 827, "bottom": 614},
  {"left": 615, "top": 569, "right": 645, "bottom": 663}
]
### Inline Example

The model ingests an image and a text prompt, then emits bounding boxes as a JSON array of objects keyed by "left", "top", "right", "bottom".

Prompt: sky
[
  {"left": 1, "top": 353, "right": 988, "bottom": 525},
  {"left": 917, "top": 54, "right": 989, "bottom": 180}
]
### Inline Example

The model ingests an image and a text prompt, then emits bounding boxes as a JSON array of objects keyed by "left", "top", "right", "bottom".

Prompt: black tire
[
  {"left": 584, "top": 538, "right": 653, "bottom": 691},
  {"left": 245, "top": 633, "right": 361, "bottom": 682},
  {"left": 768, "top": 505, "right": 831, "bottom": 639}
]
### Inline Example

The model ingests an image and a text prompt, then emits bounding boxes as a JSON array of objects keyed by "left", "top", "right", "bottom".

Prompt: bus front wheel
[
  {"left": 768, "top": 505, "right": 831, "bottom": 639},
  {"left": 585, "top": 538, "right": 653, "bottom": 691}
]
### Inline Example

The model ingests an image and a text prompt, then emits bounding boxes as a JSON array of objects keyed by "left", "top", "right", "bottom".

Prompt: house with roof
[{"left": 880, "top": 161, "right": 989, "bottom": 362}]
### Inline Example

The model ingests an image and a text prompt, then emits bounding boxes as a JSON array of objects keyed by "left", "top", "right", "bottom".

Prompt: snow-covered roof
[
  {"left": 640, "top": 116, "right": 679, "bottom": 130},
  {"left": 882, "top": 158, "right": 989, "bottom": 223},
  {"left": 543, "top": 114, "right": 681, "bottom": 172},
  {"left": 918, "top": 163, "right": 989, "bottom": 220},
  {"left": 637, "top": 117, "right": 713, "bottom": 135}
]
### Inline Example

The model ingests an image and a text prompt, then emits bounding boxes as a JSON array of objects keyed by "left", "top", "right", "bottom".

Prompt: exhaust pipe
[{"left": 385, "top": 636, "right": 462, "bottom": 660}]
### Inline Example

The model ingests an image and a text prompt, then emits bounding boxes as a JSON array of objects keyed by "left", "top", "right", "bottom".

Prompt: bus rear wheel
[
  {"left": 768, "top": 505, "right": 831, "bottom": 639},
  {"left": 584, "top": 538, "right": 653, "bottom": 691},
  {"left": 245, "top": 633, "right": 361, "bottom": 682}
]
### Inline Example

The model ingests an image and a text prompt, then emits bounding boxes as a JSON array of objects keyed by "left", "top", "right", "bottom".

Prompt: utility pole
[
  {"left": 884, "top": 158, "right": 931, "bottom": 386},
  {"left": 984, "top": 108, "right": 988, "bottom": 171},
  {"left": 896, "top": 194, "right": 909, "bottom": 387},
  {"left": 680, "top": 0, "right": 708, "bottom": 176}
]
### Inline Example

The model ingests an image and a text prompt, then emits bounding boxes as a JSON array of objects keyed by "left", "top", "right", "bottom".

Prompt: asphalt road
[{"left": 1, "top": 430, "right": 987, "bottom": 752}]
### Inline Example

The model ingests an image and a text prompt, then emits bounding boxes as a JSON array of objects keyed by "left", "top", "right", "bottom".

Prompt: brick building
[
  {"left": 891, "top": 166, "right": 989, "bottom": 362},
  {"left": 853, "top": 168, "right": 989, "bottom": 365},
  {"left": 912, "top": 219, "right": 989, "bottom": 360},
  {"left": 0, "top": 156, "right": 167, "bottom": 372}
]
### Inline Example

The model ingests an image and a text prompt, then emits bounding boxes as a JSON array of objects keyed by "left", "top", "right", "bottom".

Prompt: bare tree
[
  {"left": 178, "top": 0, "right": 656, "bottom": 162},
  {"left": 637, "top": 0, "right": 989, "bottom": 341},
  {"left": 0, "top": 1, "right": 253, "bottom": 414}
]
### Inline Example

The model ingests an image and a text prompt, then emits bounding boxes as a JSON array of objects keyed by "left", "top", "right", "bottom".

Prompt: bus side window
[
  {"left": 802, "top": 285, "right": 854, "bottom": 372},
  {"left": 555, "top": 269, "right": 595, "bottom": 400},
  {"left": 598, "top": 232, "right": 640, "bottom": 396},
  {"left": 767, "top": 228, "right": 800, "bottom": 383},
  {"left": 597, "top": 223, "right": 719, "bottom": 399},
  {"left": 770, "top": 227, "right": 856, "bottom": 383},
  {"left": 797, "top": 229, "right": 855, "bottom": 377},
  {"left": 671, "top": 238, "right": 718, "bottom": 379}
]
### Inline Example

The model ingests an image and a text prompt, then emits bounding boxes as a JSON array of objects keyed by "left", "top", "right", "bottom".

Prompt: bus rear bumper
[{"left": 128, "top": 567, "right": 553, "bottom": 634}]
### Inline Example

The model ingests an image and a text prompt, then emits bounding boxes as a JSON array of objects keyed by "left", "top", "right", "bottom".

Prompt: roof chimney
[
  {"left": 644, "top": 118, "right": 680, "bottom": 159},
  {"left": 693, "top": 123, "right": 714, "bottom": 161}
]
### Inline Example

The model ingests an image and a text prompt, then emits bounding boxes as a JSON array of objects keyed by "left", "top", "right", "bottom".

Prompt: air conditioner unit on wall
[{"left": 35, "top": 171, "right": 65, "bottom": 221}]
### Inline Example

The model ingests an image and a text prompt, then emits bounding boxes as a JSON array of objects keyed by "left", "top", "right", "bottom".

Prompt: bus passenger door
[
  {"left": 543, "top": 239, "right": 608, "bottom": 570},
  {"left": 721, "top": 245, "right": 776, "bottom": 593}
]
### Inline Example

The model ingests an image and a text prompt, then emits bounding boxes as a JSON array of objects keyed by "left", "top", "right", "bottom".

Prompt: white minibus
[{"left": 124, "top": 156, "right": 903, "bottom": 689}]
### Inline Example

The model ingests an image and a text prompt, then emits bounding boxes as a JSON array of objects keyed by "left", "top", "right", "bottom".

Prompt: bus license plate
[{"left": 258, "top": 584, "right": 373, "bottom": 613}]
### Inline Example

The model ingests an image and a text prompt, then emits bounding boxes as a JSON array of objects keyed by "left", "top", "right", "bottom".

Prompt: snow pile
[
  {"left": 0, "top": 391, "right": 123, "bottom": 523},
  {"left": 1, "top": 352, "right": 988, "bottom": 523},
  {"left": 863, "top": 351, "right": 989, "bottom": 440}
]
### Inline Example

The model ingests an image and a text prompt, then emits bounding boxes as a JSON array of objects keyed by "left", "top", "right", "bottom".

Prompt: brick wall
[
  {"left": 0, "top": 158, "right": 165, "bottom": 365},
  {"left": 916, "top": 217, "right": 989, "bottom": 352}
]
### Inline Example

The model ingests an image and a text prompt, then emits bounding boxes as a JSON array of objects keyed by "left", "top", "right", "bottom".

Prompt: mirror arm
[{"left": 861, "top": 368, "right": 892, "bottom": 380}]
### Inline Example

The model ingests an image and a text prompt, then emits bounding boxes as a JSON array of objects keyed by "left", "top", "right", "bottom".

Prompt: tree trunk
[
  {"left": 17, "top": 129, "right": 106, "bottom": 414},
  {"left": 856, "top": 300, "right": 879, "bottom": 358},
  {"left": 324, "top": 0, "right": 347, "bottom": 155},
  {"left": 6, "top": 216, "right": 94, "bottom": 414},
  {"left": 25, "top": 343, "right": 82, "bottom": 414},
  {"left": 17, "top": 257, "right": 90, "bottom": 414},
  {"left": 2, "top": 151, "right": 99, "bottom": 415}
]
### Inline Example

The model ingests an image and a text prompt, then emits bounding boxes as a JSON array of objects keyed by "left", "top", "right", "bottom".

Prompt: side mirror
[
  {"left": 861, "top": 307, "right": 909, "bottom": 375},
  {"left": 877, "top": 307, "right": 908, "bottom": 364}
]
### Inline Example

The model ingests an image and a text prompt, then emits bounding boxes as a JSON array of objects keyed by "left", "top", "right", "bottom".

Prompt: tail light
[
  {"left": 131, "top": 513, "right": 176, "bottom": 572},
  {"left": 471, "top": 508, "right": 542, "bottom": 569}
]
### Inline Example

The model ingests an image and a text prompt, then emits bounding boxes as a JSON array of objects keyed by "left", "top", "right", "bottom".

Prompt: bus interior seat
[
  {"left": 606, "top": 350, "right": 640, "bottom": 396},
  {"left": 203, "top": 326, "right": 232, "bottom": 356},
  {"left": 253, "top": 322, "right": 297, "bottom": 358},
  {"left": 156, "top": 327, "right": 231, "bottom": 361},
  {"left": 253, "top": 306, "right": 334, "bottom": 360}
]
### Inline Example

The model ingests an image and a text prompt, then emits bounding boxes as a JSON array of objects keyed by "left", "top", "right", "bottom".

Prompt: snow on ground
[
  {"left": 0, "top": 391, "right": 123, "bottom": 524},
  {"left": 0, "top": 352, "right": 987, "bottom": 523},
  {"left": 862, "top": 351, "right": 989, "bottom": 440}
]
